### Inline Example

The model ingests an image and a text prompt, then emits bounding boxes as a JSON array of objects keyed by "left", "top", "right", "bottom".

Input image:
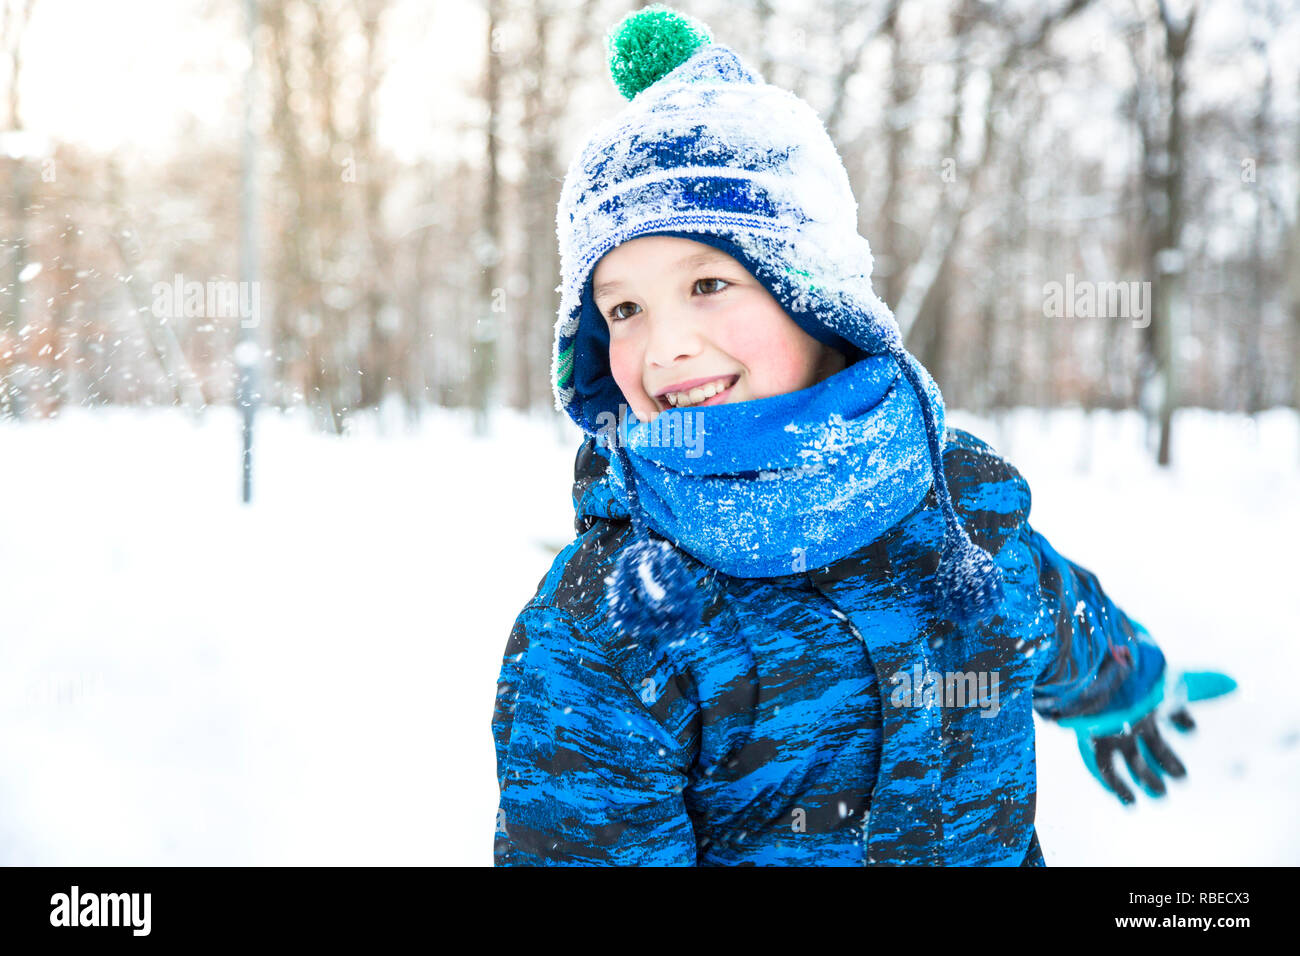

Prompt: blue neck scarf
[{"left": 603, "top": 353, "right": 945, "bottom": 578}]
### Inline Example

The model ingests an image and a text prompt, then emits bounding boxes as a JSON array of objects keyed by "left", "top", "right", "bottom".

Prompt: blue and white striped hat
[{"left": 551, "top": 5, "right": 903, "bottom": 434}]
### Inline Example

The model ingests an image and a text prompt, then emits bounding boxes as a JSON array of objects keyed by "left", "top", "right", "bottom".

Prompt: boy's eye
[
  {"left": 604, "top": 278, "right": 730, "bottom": 322},
  {"left": 607, "top": 301, "right": 640, "bottom": 322}
]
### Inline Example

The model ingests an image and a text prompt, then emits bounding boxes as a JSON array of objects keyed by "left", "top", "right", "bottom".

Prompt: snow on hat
[{"left": 551, "top": 5, "right": 1003, "bottom": 640}]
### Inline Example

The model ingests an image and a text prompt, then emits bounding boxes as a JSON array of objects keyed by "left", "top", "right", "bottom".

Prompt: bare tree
[
  {"left": 470, "top": 0, "right": 505, "bottom": 435},
  {"left": 894, "top": 0, "right": 1095, "bottom": 351},
  {"left": 1128, "top": 0, "right": 1197, "bottom": 466},
  {"left": 1291, "top": 66, "right": 1300, "bottom": 426}
]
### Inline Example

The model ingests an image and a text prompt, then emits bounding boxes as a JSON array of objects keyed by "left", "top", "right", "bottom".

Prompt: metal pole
[{"left": 237, "top": 0, "right": 260, "bottom": 504}]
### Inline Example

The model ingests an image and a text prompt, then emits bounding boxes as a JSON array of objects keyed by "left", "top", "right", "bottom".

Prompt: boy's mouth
[{"left": 654, "top": 374, "right": 740, "bottom": 411}]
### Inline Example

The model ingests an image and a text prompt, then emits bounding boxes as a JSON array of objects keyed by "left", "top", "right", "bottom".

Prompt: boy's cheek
[
  {"left": 716, "top": 324, "right": 812, "bottom": 399},
  {"left": 608, "top": 344, "right": 653, "bottom": 415}
]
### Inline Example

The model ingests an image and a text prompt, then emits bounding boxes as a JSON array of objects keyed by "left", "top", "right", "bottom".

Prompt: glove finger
[
  {"left": 1167, "top": 707, "right": 1197, "bottom": 733},
  {"left": 1090, "top": 736, "right": 1136, "bottom": 805},
  {"left": 1136, "top": 714, "right": 1186, "bottom": 778},
  {"left": 1118, "top": 732, "right": 1167, "bottom": 798},
  {"left": 1179, "top": 671, "right": 1237, "bottom": 702}
]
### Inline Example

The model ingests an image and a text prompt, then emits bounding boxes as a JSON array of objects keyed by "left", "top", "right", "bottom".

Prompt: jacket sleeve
[
  {"left": 1023, "top": 525, "right": 1167, "bottom": 722},
  {"left": 491, "top": 603, "right": 698, "bottom": 865}
]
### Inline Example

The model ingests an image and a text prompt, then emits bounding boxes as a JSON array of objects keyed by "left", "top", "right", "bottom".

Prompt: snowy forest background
[
  {"left": 5, "top": 0, "right": 1300, "bottom": 446},
  {"left": 2, "top": 0, "right": 1298, "bottom": 866}
]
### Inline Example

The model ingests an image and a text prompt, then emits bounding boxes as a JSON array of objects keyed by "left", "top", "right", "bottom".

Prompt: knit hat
[{"left": 552, "top": 5, "right": 1003, "bottom": 640}]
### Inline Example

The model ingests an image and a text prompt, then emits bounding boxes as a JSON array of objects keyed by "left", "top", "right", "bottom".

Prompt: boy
[{"left": 491, "top": 6, "right": 1232, "bottom": 866}]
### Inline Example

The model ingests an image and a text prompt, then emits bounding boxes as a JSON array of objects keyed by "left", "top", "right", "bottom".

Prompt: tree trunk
[{"left": 471, "top": 0, "right": 503, "bottom": 435}]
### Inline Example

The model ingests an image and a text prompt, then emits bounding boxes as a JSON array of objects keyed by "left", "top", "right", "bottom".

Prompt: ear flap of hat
[{"left": 572, "top": 273, "right": 628, "bottom": 432}]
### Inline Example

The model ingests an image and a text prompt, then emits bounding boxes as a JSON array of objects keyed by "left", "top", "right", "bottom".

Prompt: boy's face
[{"left": 593, "top": 235, "right": 847, "bottom": 422}]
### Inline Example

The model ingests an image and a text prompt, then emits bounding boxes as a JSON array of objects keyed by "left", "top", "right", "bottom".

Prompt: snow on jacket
[{"left": 491, "top": 426, "right": 1165, "bottom": 866}]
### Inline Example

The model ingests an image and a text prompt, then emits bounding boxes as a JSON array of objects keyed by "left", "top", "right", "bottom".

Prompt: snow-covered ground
[{"left": 1, "top": 402, "right": 1296, "bottom": 865}]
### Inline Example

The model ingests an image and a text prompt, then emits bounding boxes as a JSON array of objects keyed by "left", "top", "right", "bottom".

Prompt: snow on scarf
[{"left": 603, "top": 351, "right": 942, "bottom": 579}]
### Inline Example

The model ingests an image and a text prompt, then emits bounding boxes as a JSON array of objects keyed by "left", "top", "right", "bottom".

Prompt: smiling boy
[{"left": 491, "top": 6, "right": 1232, "bottom": 867}]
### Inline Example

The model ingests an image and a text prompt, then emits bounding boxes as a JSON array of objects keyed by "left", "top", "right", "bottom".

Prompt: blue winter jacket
[{"left": 491, "top": 427, "right": 1165, "bottom": 866}]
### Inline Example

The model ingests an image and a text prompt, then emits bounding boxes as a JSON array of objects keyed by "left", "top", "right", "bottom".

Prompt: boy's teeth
[{"left": 664, "top": 376, "right": 733, "bottom": 408}]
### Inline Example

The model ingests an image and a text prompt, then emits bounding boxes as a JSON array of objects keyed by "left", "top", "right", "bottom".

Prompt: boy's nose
[{"left": 643, "top": 312, "right": 703, "bottom": 368}]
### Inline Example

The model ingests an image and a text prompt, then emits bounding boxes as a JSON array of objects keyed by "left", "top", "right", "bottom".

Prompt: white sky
[{"left": 12, "top": 0, "right": 488, "bottom": 162}]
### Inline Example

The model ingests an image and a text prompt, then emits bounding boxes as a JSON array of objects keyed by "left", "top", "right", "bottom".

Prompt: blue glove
[{"left": 1057, "top": 668, "right": 1237, "bottom": 806}]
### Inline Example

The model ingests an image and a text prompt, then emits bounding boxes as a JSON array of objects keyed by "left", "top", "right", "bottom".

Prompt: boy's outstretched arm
[
  {"left": 1023, "top": 525, "right": 1234, "bottom": 804},
  {"left": 1026, "top": 525, "right": 1166, "bottom": 725},
  {"left": 491, "top": 604, "right": 698, "bottom": 865}
]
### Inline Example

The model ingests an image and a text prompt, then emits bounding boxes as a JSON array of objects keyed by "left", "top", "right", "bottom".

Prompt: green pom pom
[{"left": 606, "top": 4, "right": 712, "bottom": 101}]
